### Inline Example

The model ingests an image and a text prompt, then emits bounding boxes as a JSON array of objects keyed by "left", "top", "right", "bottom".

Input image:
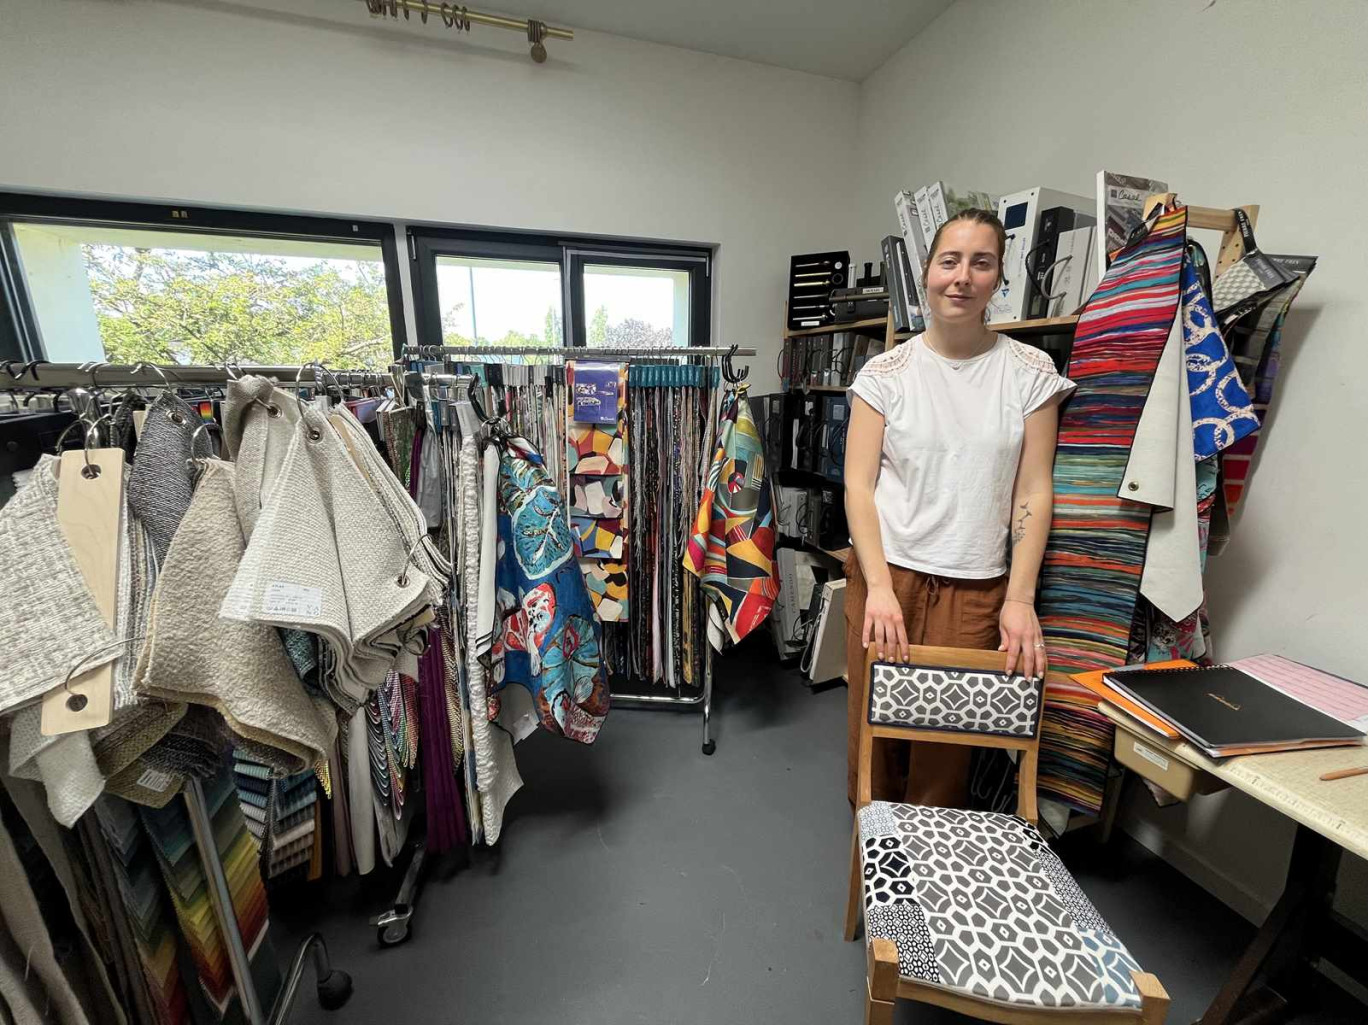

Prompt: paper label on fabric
[
  {"left": 136, "top": 768, "right": 174, "bottom": 793},
  {"left": 571, "top": 363, "right": 621, "bottom": 423},
  {"left": 262, "top": 581, "right": 324, "bottom": 618},
  {"left": 1132, "top": 740, "right": 1170, "bottom": 772}
]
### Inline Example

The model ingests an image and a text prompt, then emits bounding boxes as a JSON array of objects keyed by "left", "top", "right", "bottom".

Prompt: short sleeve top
[{"left": 848, "top": 334, "right": 1075, "bottom": 578}]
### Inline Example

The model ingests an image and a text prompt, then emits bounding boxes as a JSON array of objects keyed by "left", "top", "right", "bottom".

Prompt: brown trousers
[{"left": 845, "top": 554, "right": 1007, "bottom": 806}]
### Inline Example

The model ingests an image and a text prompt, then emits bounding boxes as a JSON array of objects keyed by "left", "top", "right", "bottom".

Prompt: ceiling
[{"left": 511, "top": 0, "right": 955, "bottom": 81}]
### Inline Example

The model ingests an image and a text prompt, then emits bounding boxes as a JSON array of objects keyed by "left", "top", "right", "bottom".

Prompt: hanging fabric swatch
[
  {"left": 566, "top": 361, "right": 630, "bottom": 621},
  {"left": 1182, "top": 252, "right": 1259, "bottom": 459},
  {"left": 494, "top": 432, "right": 610, "bottom": 743},
  {"left": 1036, "top": 203, "right": 1187, "bottom": 813},
  {"left": 684, "top": 383, "right": 779, "bottom": 650},
  {"left": 138, "top": 767, "right": 272, "bottom": 1018},
  {"left": 93, "top": 799, "right": 190, "bottom": 1025},
  {"left": 1218, "top": 257, "right": 1315, "bottom": 515}
]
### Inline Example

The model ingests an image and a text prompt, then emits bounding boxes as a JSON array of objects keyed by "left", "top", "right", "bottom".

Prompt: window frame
[
  {"left": 408, "top": 225, "right": 712, "bottom": 352},
  {"left": 0, "top": 191, "right": 408, "bottom": 362}
]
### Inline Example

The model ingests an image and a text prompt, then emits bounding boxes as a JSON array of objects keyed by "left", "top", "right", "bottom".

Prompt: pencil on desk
[{"left": 1319, "top": 766, "right": 1368, "bottom": 781}]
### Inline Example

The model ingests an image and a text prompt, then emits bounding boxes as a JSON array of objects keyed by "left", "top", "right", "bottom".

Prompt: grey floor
[{"left": 271, "top": 639, "right": 1362, "bottom": 1024}]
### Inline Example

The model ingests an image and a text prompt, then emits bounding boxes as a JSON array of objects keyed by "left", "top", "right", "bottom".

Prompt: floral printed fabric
[{"left": 492, "top": 433, "right": 610, "bottom": 743}]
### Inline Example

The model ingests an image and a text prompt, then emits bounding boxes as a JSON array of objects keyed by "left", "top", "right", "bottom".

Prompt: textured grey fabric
[
  {"left": 134, "top": 459, "right": 335, "bottom": 774},
  {"left": 127, "top": 389, "right": 199, "bottom": 563},
  {"left": 222, "top": 406, "right": 442, "bottom": 711},
  {"left": 0, "top": 456, "right": 119, "bottom": 713}
]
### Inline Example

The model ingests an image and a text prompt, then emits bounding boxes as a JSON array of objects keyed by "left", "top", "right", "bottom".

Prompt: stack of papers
[{"left": 1098, "top": 659, "right": 1366, "bottom": 760}]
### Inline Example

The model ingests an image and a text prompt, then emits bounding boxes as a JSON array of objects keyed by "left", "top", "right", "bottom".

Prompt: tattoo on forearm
[{"left": 1012, "top": 501, "right": 1032, "bottom": 545}]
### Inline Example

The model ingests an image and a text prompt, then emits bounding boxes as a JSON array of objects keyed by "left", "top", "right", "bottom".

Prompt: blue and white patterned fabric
[
  {"left": 858, "top": 802, "right": 1144, "bottom": 1009},
  {"left": 492, "top": 434, "right": 610, "bottom": 743},
  {"left": 1182, "top": 254, "right": 1258, "bottom": 459}
]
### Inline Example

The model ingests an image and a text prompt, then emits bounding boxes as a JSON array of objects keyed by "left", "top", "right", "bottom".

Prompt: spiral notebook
[{"left": 1103, "top": 664, "right": 1365, "bottom": 759}]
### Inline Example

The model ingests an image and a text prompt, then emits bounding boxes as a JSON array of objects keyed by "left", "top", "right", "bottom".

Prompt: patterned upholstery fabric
[
  {"left": 858, "top": 802, "right": 1143, "bottom": 1010},
  {"left": 867, "top": 662, "right": 1042, "bottom": 738}
]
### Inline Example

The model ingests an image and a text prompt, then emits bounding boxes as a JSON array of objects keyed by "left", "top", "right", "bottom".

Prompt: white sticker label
[
  {"left": 262, "top": 581, "right": 323, "bottom": 618},
  {"left": 1132, "top": 740, "right": 1170, "bottom": 772},
  {"left": 137, "top": 768, "right": 174, "bottom": 793}
]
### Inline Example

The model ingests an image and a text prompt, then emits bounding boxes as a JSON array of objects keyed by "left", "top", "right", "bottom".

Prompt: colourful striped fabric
[
  {"left": 140, "top": 769, "right": 272, "bottom": 1017},
  {"left": 1037, "top": 205, "right": 1188, "bottom": 813},
  {"left": 95, "top": 798, "right": 190, "bottom": 1025}
]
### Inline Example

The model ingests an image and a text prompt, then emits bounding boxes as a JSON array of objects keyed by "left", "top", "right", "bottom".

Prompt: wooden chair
[{"left": 845, "top": 645, "right": 1169, "bottom": 1025}]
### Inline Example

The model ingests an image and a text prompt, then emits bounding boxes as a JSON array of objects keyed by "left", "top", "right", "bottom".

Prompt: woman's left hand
[{"left": 999, "top": 600, "right": 1047, "bottom": 679}]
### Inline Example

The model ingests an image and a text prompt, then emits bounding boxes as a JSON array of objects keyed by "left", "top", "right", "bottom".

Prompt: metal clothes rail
[
  {"left": 0, "top": 361, "right": 394, "bottom": 391},
  {"left": 406, "top": 343, "right": 755, "bottom": 755},
  {"left": 405, "top": 344, "right": 755, "bottom": 359}
]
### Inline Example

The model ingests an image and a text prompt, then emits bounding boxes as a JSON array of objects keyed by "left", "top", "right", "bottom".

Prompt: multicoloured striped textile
[
  {"left": 139, "top": 769, "right": 271, "bottom": 1017},
  {"left": 1037, "top": 205, "right": 1188, "bottom": 813},
  {"left": 683, "top": 384, "right": 779, "bottom": 648},
  {"left": 95, "top": 798, "right": 190, "bottom": 1025}
]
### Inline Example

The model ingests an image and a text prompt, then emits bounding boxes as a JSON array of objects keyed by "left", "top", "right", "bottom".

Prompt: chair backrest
[{"left": 855, "top": 644, "right": 1061, "bottom": 824}]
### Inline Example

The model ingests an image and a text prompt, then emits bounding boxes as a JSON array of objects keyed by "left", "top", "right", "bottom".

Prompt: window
[
  {"left": 434, "top": 255, "right": 563, "bottom": 349},
  {"left": 581, "top": 263, "right": 690, "bottom": 348},
  {"left": 410, "top": 229, "right": 710, "bottom": 354},
  {"left": 0, "top": 194, "right": 405, "bottom": 367}
]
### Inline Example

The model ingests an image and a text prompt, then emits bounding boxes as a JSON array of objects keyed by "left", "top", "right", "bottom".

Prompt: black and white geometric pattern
[
  {"left": 857, "top": 802, "right": 1143, "bottom": 1010},
  {"left": 865, "top": 902, "right": 940, "bottom": 983},
  {"left": 867, "top": 662, "right": 1042, "bottom": 738}
]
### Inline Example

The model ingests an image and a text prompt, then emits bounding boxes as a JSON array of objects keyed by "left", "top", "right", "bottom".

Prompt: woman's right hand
[{"left": 862, "top": 584, "right": 909, "bottom": 661}]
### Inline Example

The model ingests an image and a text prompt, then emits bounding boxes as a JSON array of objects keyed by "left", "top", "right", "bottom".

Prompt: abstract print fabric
[
  {"left": 1036, "top": 204, "right": 1187, "bottom": 813},
  {"left": 566, "top": 362, "right": 630, "bottom": 622},
  {"left": 494, "top": 434, "right": 610, "bottom": 743},
  {"left": 683, "top": 384, "right": 779, "bottom": 649}
]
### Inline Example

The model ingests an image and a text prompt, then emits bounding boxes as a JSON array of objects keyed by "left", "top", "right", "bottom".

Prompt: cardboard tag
[
  {"left": 41, "top": 448, "right": 124, "bottom": 735},
  {"left": 132, "top": 409, "right": 147, "bottom": 440}
]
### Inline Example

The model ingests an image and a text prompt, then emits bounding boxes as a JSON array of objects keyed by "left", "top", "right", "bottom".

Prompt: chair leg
[
  {"left": 865, "top": 937, "right": 898, "bottom": 1025},
  {"left": 1133, "top": 970, "right": 1170, "bottom": 1025},
  {"left": 844, "top": 818, "right": 862, "bottom": 941}
]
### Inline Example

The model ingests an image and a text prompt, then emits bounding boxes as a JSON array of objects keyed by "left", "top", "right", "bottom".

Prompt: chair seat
[{"left": 858, "top": 802, "right": 1144, "bottom": 1010}]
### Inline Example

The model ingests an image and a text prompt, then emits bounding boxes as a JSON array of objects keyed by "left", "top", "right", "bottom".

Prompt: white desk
[{"left": 1101, "top": 705, "right": 1368, "bottom": 1025}]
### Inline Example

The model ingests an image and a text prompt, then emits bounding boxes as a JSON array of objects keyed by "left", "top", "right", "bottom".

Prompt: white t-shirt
[{"left": 848, "top": 334, "right": 1075, "bottom": 579}]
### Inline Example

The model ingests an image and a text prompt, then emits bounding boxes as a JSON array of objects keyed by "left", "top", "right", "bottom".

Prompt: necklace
[{"left": 923, "top": 331, "right": 996, "bottom": 371}]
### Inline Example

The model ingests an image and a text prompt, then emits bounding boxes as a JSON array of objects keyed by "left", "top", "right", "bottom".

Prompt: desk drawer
[{"left": 1114, "top": 729, "right": 1224, "bottom": 800}]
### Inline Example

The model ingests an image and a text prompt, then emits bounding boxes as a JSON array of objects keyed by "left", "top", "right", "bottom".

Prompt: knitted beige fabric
[
  {"left": 0, "top": 456, "right": 119, "bottom": 713},
  {"left": 135, "top": 460, "right": 335, "bottom": 773},
  {"left": 222, "top": 406, "right": 434, "bottom": 710},
  {"left": 221, "top": 375, "right": 299, "bottom": 538}
]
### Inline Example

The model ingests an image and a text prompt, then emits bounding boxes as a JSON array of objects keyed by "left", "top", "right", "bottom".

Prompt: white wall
[
  {"left": 0, "top": 0, "right": 861, "bottom": 392},
  {"left": 855, "top": 0, "right": 1368, "bottom": 931}
]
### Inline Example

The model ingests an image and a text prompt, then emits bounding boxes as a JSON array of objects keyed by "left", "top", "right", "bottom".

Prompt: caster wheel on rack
[
  {"left": 377, "top": 921, "right": 410, "bottom": 947},
  {"left": 701, "top": 740, "right": 716, "bottom": 756},
  {"left": 317, "top": 970, "right": 353, "bottom": 1011}
]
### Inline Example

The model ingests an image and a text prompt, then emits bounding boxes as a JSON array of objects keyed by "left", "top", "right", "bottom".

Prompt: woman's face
[{"left": 924, "top": 221, "right": 1002, "bottom": 326}]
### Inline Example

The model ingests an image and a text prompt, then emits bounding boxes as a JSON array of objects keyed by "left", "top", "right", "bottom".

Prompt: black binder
[{"left": 1104, "top": 665, "right": 1364, "bottom": 757}]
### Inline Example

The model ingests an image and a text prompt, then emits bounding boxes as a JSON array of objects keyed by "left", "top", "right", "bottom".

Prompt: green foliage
[{"left": 85, "top": 245, "right": 394, "bottom": 369}]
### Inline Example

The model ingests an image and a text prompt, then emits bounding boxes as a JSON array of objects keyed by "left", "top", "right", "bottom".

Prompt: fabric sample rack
[
  {"left": 405, "top": 343, "right": 757, "bottom": 755},
  {"left": 0, "top": 359, "right": 371, "bottom": 1024}
]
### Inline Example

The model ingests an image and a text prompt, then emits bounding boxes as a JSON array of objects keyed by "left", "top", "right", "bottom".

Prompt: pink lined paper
[{"left": 1232, "top": 654, "right": 1368, "bottom": 731}]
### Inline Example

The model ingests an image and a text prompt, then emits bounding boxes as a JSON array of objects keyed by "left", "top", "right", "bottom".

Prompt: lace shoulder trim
[
  {"left": 1008, "top": 338, "right": 1058, "bottom": 375},
  {"left": 857, "top": 340, "right": 916, "bottom": 377}
]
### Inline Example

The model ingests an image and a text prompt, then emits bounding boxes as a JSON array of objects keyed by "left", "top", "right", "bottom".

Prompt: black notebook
[{"left": 1104, "top": 665, "right": 1364, "bottom": 757}]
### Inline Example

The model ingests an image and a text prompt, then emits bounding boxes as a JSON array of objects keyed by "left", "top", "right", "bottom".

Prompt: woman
[{"left": 844, "top": 208, "right": 1074, "bottom": 806}]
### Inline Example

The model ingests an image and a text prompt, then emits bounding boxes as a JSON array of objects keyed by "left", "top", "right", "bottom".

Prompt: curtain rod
[
  {"left": 406, "top": 345, "right": 755, "bottom": 358},
  {"left": 0, "top": 362, "right": 395, "bottom": 391},
  {"left": 359, "top": 0, "right": 572, "bottom": 62}
]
